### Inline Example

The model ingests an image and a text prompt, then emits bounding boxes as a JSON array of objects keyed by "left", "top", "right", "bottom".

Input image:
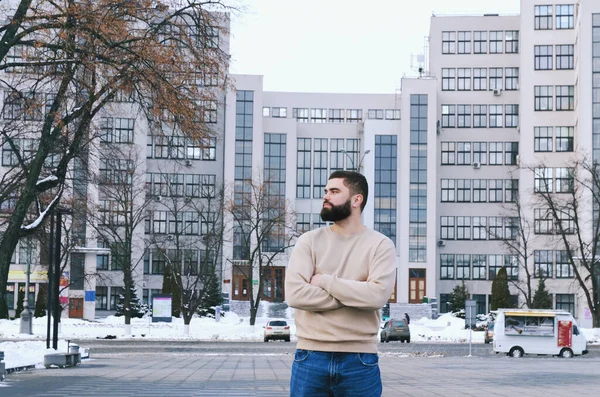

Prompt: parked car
[
  {"left": 380, "top": 318, "right": 410, "bottom": 343},
  {"left": 484, "top": 322, "right": 495, "bottom": 344},
  {"left": 263, "top": 319, "right": 290, "bottom": 342}
]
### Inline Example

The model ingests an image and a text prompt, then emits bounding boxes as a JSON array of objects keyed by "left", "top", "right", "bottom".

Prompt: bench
[{"left": 44, "top": 353, "right": 81, "bottom": 369}]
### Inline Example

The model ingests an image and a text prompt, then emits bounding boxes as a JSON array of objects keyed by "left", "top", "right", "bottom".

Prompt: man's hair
[{"left": 328, "top": 170, "right": 368, "bottom": 212}]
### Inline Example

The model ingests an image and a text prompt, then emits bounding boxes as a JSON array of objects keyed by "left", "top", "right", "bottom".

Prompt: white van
[{"left": 493, "top": 309, "right": 588, "bottom": 358}]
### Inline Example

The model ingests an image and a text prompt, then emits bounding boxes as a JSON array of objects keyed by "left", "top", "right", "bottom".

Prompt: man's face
[{"left": 320, "top": 178, "right": 353, "bottom": 222}]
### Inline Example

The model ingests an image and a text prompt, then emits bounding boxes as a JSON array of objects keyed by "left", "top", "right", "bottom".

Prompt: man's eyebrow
[{"left": 324, "top": 187, "right": 340, "bottom": 192}]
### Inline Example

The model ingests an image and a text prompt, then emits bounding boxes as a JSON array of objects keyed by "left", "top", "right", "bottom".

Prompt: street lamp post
[
  {"left": 340, "top": 149, "right": 371, "bottom": 171},
  {"left": 19, "top": 240, "right": 33, "bottom": 334}
]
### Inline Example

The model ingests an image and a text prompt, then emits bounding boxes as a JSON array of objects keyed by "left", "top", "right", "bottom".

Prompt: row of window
[
  {"left": 1, "top": 138, "right": 39, "bottom": 167},
  {"left": 534, "top": 208, "right": 575, "bottom": 235},
  {"left": 441, "top": 68, "right": 518, "bottom": 91},
  {"left": 441, "top": 104, "right": 518, "bottom": 128},
  {"left": 440, "top": 253, "right": 518, "bottom": 280},
  {"left": 262, "top": 107, "right": 401, "bottom": 121},
  {"left": 442, "top": 31, "right": 519, "bottom": 54},
  {"left": 146, "top": 135, "right": 216, "bottom": 160},
  {"left": 533, "top": 250, "right": 575, "bottom": 278},
  {"left": 534, "top": 126, "right": 574, "bottom": 152},
  {"left": 441, "top": 141, "right": 519, "bottom": 166},
  {"left": 438, "top": 293, "right": 575, "bottom": 316},
  {"left": 2, "top": 91, "right": 55, "bottom": 121},
  {"left": 534, "top": 85, "right": 575, "bottom": 111},
  {"left": 143, "top": 210, "right": 217, "bottom": 236},
  {"left": 534, "top": 167, "right": 574, "bottom": 193},
  {"left": 145, "top": 173, "right": 216, "bottom": 198},
  {"left": 440, "top": 179, "right": 518, "bottom": 203},
  {"left": 534, "top": 4, "right": 575, "bottom": 30},
  {"left": 534, "top": 45, "right": 575, "bottom": 70},
  {"left": 440, "top": 216, "right": 517, "bottom": 240}
]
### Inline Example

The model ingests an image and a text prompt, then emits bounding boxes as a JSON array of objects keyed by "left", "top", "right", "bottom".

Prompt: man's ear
[{"left": 352, "top": 194, "right": 363, "bottom": 208}]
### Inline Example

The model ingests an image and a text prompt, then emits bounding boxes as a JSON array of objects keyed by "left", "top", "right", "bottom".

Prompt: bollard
[{"left": 215, "top": 306, "right": 221, "bottom": 322}]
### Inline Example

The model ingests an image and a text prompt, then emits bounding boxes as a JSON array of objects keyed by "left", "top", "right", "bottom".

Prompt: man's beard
[{"left": 320, "top": 198, "right": 352, "bottom": 222}]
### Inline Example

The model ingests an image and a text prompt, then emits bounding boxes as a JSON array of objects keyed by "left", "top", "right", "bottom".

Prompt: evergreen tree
[
  {"left": 34, "top": 284, "right": 47, "bottom": 318},
  {"left": 491, "top": 266, "right": 512, "bottom": 310},
  {"left": 14, "top": 288, "right": 24, "bottom": 319},
  {"left": 115, "top": 286, "right": 146, "bottom": 318},
  {"left": 449, "top": 282, "right": 470, "bottom": 313},
  {"left": 197, "top": 275, "right": 222, "bottom": 317},
  {"left": 162, "top": 263, "right": 181, "bottom": 318},
  {"left": 532, "top": 276, "right": 552, "bottom": 309}
]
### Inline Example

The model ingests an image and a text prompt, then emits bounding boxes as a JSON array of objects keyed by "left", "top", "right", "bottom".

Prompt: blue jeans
[{"left": 290, "top": 350, "right": 382, "bottom": 397}]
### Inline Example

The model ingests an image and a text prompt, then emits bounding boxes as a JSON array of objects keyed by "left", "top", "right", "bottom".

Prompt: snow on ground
[{"left": 1, "top": 312, "right": 599, "bottom": 370}]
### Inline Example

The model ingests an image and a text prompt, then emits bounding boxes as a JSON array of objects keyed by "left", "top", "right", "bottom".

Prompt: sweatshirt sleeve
[
  {"left": 285, "top": 234, "right": 343, "bottom": 312},
  {"left": 318, "top": 237, "right": 396, "bottom": 310}
]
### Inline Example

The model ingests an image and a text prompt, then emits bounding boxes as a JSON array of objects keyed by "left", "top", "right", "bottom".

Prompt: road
[{"left": 2, "top": 341, "right": 599, "bottom": 397}]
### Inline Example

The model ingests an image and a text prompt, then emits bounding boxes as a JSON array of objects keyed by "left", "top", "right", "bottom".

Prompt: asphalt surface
[{"left": 2, "top": 341, "right": 600, "bottom": 396}]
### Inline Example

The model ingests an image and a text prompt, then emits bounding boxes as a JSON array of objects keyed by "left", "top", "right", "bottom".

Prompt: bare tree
[
  {"left": 225, "top": 176, "right": 297, "bottom": 326},
  {"left": 148, "top": 178, "right": 225, "bottom": 333},
  {"left": 0, "top": 0, "right": 233, "bottom": 317},
  {"left": 532, "top": 158, "right": 600, "bottom": 326}
]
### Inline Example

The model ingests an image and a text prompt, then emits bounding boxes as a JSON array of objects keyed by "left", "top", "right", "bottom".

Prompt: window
[
  {"left": 489, "top": 31, "right": 503, "bottom": 54},
  {"left": 555, "top": 167, "right": 574, "bottom": 193},
  {"left": 489, "top": 105, "right": 503, "bottom": 128},
  {"left": 440, "top": 216, "right": 455, "bottom": 240},
  {"left": 441, "top": 142, "right": 455, "bottom": 165},
  {"left": 535, "top": 45, "right": 553, "bottom": 70},
  {"left": 457, "top": 31, "right": 471, "bottom": 54},
  {"left": 556, "top": 45, "right": 574, "bottom": 70},
  {"left": 441, "top": 179, "right": 455, "bottom": 202},
  {"left": 505, "top": 31, "right": 519, "bottom": 53},
  {"left": 472, "top": 255, "right": 487, "bottom": 280},
  {"left": 489, "top": 68, "right": 503, "bottom": 90},
  {"left": 505, "top": 179, "right": 518, "bottom": 203},
  {"left": 489, "top": 142, "right": 503, "bottom": 165},
  {"left": 385, "top": 109, "right": 401, "bottom": 120},
  {"left": 473, "top": 68, "right": 487, "bottom": 91},
  {"left": 473, "top": 142, "right": 487, "bottom": 164},
  {"left": 505, "top": 68, "right": 519, "bottom": 90},
  {"left": 110, "top": 287, "right": 125, "bottom": 310},
  {"left": 310, "top": 108, "right": 327, "bottom": 123},
  {"left": 456, "top": 254, "right": 471, "bottom": 279},
  {"left": 456, "top": 142, "right": 471, "bottom": 165},
  {"left": 473, "top": 180, "right": 487, "bottom": 203},
  {"left": 96, "top": 286, "right": 108, "bottom": 310},
  {"left": 473, "top": 105, "right": 487, "bottom": 128},
  {"left": 329, "top": 109, "right": 344, "bottom": 123},
  {"left": 457, "top": 217, "right": 471, "bottom": 240},
  {"left": 346, "top": 109, "right": 362, "bottom": 122},
  {"left": 556, "top": 85, "right": 574, "bottom": 111},
  {"left": 97, "top": 253, "right": 109, "bottom": 270},
  {"left": 201, "top": 100, "right": 218, "bottom": 123},
  {"left": 558, "top": 208, "right": 575, "bottom": 234},
  {"left": 367, "top": 109, "right": 384, "bottom": 119},
  {"left": 262, "top": 107, "right": 270, "bottom": 117},
  {"left": 441, "top": 105, "right": 455, "bottom": 128},
  {"left": 488, "top": 255, "right": 503, "bottom": 280},
  {"left": 534, "top": 208, "right": 554, "bottom": 234},
  {"left": 534, "top": 250, "right": 553, "bottom": 278},
  {"left": 504, "top": 142, "right": 519, "bottom": 165},
  {"left": 296, "top": 138, "right": 311, "bottom": 198},
  {"left": 440, "top": 254, "right": 455, "bottom": 279},
  {"left": 556, "top": 127, "right": 574, "bottom": 152},
  {"left": 456, "top": 179, "right": 471, "bottom": 202},
  {"left": 535, "top": 168, "right": 553, "bottom": 193},
  {"left": 272, "top": 107, "right": 287, "bottom": 118},
  {"left": 442, "top": 68, "right": 456, "bottom": 91},
  {"left": 535, "top": 127, "right": 553, "bottom": 152},
  {"left": 313, "top": 138, "right": 328, "bottom": 198},
  {"left": 535, "top": 86, "right": 553, "bottom": 111},
  {"left": 535, "top": 5, "right": 553, "bottom": 30},
  {"left": 488, "top": 217, "right": 504, "bottom": 240},
  {"left": 457, "top": 105, "right": 471, "bottom": 128},
  {"left": 555, "top": 250, "right": 573, "bottom": 278},
  {"left": 442, "top": 31, "right": 456, "bottom": 54},
  {"left": 473, "top": 31, "right": 487, "bottom": 54},
  {"left": 555, "top": 294, "right": 575, "bottom": 316},
  {"left": 489, "top": 179, "right": 503, "bottom": 202},
  {"left": 293, "top": 108, "right": 309, "bottom": 122},
  {"left": 505, "top": 105, "right": 519, "bottom": 128},
  {"left": 457, "top": 68, "right": 471, "bottom": 91},
  {"left": 201, "top": 137, "right": 217, "bottom": 160},
  {"left": 556, "top": 5, "right": 574, "bottom": 29},
  {"left": 100, "top": 117, "right": 135, "bottom": 143},
  {"left": 505, "top": 255, "right": 519, "bottom": 280},
  {"left": 473, "top": 217, "right": 487, "bottom": 240}
]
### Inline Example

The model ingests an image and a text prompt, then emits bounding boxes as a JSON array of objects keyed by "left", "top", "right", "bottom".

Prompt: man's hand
[{"left": 310, "top": 273, "right": 322, "bottom": 287}]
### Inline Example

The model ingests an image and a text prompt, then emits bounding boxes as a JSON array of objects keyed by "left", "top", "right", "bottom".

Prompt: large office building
[{"left": 2, "top": 0, "right": 600, "bottom": 326}]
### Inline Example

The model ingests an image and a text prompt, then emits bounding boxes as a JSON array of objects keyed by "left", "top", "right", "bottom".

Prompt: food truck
[{"left": 493, "top": 309, "right": 588, "bottom": 358}]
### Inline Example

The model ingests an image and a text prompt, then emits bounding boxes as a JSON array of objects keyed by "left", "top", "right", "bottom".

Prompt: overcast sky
[{"left": 229, "top": 0, "right": 521, "bottom": 93}]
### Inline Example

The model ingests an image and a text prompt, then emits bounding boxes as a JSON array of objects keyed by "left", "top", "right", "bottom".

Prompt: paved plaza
[{"left": 2, "top": 349, "right": 600, "bottom": 397}]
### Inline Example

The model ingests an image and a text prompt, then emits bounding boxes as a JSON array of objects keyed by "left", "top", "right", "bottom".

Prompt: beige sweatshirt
[{"left": 285, "top": 226, "right": 397, "bottom": 353}]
